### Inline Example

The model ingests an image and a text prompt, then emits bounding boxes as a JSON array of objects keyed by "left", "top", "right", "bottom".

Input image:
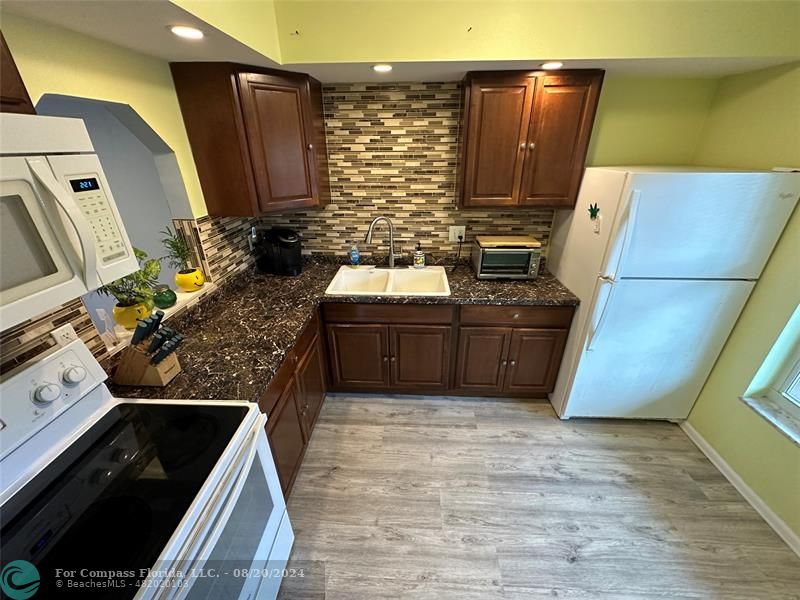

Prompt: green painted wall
[
  {"left": 587, "top": 75, "right": 718, "bottom": 166},
  {"left": 273, "top": 0, "right": 799, "bottom": 64},
  {"left": 172, "top": 0, "right": 282, "bottom": 63},
  {"left": 2, "top": 13, "right": 210, "bottom": 218},
  {"left": 689, "top": 62, "right": 800, "bottom": 534}
]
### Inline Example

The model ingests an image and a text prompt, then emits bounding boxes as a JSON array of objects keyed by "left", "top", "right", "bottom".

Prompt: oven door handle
[
  {"left": 26, "top": 157, "right": 99, "bottom": 289},
  {"left": 160, "top": 416, "right": 266, "bottom": 600}
]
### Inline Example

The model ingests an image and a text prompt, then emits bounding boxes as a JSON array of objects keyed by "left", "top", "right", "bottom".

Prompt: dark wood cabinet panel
[
  {"left": 1, "top": 32, "right": 35, "bottom": 115},
  {"left": 170, "top": 63, "right": 329, "bottom": 217},
  {"left": 461, "top": 74, "right": 535, "bottom": 207},
  {"left": 455, "top": 327, "right": 512, "bottom": 392},
  {"left": 459, "top": 69, "right": 603, "bottom": 209},
  {"left": 503, "top": 328, "right": 568, "bottom": 394},
  {"left": 327, "top": 324, "right": 389, "bottom": 389},
  {"left": 267, "top": 377, "right": 307, "bottom": 495},
  {"left": 389, "top": 325, "right": 451, "bottom": 390},
  {"left": 297, "top": 334, "right": 327, "bottom": 433},
  {"left": 238, "top": 72, "right": 318, "bottom": 212},
  {"left": 460, "top": 305, "right": 574, "bottom": 328},
  {"left": 323, "top": 303, "right": 454, "bottom": 325},
  {"left": 520, "top": 73, "right": 603, "bottom": 207}
]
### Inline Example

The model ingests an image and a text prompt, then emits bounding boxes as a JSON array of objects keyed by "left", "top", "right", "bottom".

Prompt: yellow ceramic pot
[
  {"left": 175, "top": 268, "right": 205, "bottom": 292},
  {"left": 112, "top": 303, "right": 152, "bottom": 330}
]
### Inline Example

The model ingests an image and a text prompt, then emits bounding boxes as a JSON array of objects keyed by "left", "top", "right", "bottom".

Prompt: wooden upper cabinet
[
  {"left": 460, "top": 74, "right": 535, "bottom": 207},
  {"left": 170, "top": 63, "right": 330, "bottom": 217},
  {"left": 1, "top": 32, "right": 35, "bottom": 115},
  {"left": 520, "top": 73, "right": 604, "bottom": 207},
  {"left": 238, "top": 72, "right": 318, "bottom": 213},
  {"left": 459, "top": 70, "right": 603, "bottom": 209}
]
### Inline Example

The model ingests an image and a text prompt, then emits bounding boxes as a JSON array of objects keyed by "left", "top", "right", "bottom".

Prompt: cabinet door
[
  {"left": 1, "top": 32, "right": 34, "bottom": 115},
  {"left": 326, "top": 324, "right": 389, "bottom": 390},
  {"left": 238, "top": 72, "right": 318, "bottom": 213},
  {"left": 389, "top": 325, "right": 451, "bottom": 390},
  {"left": 520, "top": 72, "right": 603, "bottom": 208},
  {"left": 503, "top": 328, "right": 568, "bottom": 394},
  {"left": 454, "top": 327, "right": 512, "bottom": 392},
  {"left": 267, "top": 377, "right": 307, "bottom": 496},
  {"left": 461, "top": 73, "right": 536, "bottom": 207},
  {"left": 297, "top": 334, "right": 327, "bottom": 433}
]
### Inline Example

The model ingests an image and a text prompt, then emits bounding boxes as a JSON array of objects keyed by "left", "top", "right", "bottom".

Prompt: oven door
[
  {"left": 0, "top": 155, "right": 96, "bottom": 329},
  {"left": 159, "top": 416, "right": 290, "bottom": 600}
]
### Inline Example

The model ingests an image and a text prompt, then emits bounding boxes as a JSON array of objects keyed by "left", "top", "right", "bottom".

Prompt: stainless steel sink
[{"left": 325, "top": 266, "right": 451, "bottom": 297}]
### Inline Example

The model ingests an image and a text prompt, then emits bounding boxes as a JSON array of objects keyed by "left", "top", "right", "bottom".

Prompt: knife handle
[
  {"left": 151, "top": 340, "right": 174, "bottom": 365},
  {"left": 131, "top": 321, "right": 148, "bottom": 346},
  {"left": 151, "top": 310, "right": 165, "bottom": 333},
  {"left": 147, "top": 332, "right": 165, "bottom": 354}
]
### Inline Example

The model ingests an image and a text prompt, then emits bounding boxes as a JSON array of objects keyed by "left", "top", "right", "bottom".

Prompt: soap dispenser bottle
[{"left": 413, "top": 242, "right": 426, "bottom": 269}]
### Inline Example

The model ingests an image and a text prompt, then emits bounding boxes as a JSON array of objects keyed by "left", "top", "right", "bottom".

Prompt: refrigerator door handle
[
  {"left": 586, "top": 276, "right": 615, "bottom": 352},
  {"left": 602, "top": 189, "right": 641, "bottom": 280}
]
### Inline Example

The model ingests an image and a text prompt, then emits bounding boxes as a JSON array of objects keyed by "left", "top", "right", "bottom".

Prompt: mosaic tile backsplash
[{"left": 260, "top": 82, "right": 555, "bottom": 260}]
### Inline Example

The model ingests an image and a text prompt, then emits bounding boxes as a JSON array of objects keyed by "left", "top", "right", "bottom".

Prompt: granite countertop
[{"left": 110, "top": 260, "right": 578, "bottom": 403}]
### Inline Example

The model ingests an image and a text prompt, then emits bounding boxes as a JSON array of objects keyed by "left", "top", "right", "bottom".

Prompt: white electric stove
[{"left": 0, "top": 338, "right": 293, "bottom": 599}]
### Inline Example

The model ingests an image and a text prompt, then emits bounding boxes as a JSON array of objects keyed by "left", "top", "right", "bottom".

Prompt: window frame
[{"left": 777, "top": 355, "right": 800, "bottom": 408}]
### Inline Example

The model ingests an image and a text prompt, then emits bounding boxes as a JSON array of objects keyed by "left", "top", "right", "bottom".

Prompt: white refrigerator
[{"left": 547, "top": 167, "right": 799, "bottom": 419}]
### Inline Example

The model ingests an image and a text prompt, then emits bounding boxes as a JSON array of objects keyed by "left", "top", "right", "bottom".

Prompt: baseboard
[{"left": 680, "top": 421, "right": 800, "bottom": 557}]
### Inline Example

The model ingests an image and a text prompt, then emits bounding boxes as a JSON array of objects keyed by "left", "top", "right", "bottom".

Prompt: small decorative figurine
[{"left": 588, "top": 203, "right": 600, "bottom": 220}]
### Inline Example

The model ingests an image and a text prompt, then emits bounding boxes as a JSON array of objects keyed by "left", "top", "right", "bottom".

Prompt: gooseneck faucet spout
[{"left": 365, "top": 216, "right": 402, "bottom": 268}]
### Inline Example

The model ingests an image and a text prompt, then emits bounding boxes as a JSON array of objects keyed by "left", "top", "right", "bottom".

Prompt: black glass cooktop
[{"left": 0, "top": 403, "right": 248, "bottom": 599}]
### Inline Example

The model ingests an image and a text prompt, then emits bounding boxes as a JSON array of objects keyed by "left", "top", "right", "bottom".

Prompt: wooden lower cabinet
[
  {"left": 263, "top": 315, "right": 328, "bottom": 497},
  {"left": 455, "top": 327, "right": 512, "bottom": 393},
  {"left": 296, "top": 333, "right": 327, "bottom": 433},
  {"left": 327, "top": 324, "right": 389, "bottom": 389},
  {"left": 327, "top": 322, "right": 452, "bottom": 391},
  {"left": 503, "top": 328, "right": 568, "bottom": 394},
  {"left": 390, "top": 325, "right": 451, "bottom": 390},
  {"left": 267, "top": 377, "right": 307, "bottom": 495}
]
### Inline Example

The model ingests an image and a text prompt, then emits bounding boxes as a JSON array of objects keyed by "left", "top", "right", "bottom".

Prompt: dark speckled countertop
[{"left": 110, "top": 260, "right": 578, "bottom": 403}]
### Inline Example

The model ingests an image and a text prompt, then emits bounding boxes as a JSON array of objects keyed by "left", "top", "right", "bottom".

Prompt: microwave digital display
[{"left": 69, "top": 177, "right": 100, "bottom": 193}]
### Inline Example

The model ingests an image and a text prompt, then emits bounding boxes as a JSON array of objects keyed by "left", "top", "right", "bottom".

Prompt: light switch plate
[{"left": 449, "top": 225, "right": 466, "bottom": 242}]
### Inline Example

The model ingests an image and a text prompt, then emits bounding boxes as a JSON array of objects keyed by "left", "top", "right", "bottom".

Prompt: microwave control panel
[{"left": 68, "top": 175, "right": 130, "bottom": 264}]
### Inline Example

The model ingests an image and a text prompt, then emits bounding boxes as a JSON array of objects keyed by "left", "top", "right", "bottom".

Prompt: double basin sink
[{"left": 325, "top": 265, "right": 451, "bottom": 297}]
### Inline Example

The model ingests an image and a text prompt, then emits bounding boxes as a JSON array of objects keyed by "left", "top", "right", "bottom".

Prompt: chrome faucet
[{"left": 365, "top": 216, "right": 402, "bottom": 268}]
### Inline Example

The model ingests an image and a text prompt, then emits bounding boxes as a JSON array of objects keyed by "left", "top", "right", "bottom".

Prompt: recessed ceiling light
[
  {"left": 372, "top": 64, "right": 393, "bottom": 73},
  {"left": 170, "top": 25, "right": 204, "bottom": 40},
  {"left": 540, "top": 61, "right": 564, "bottom": 70}
]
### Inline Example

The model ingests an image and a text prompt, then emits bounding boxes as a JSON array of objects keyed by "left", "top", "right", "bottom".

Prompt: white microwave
[{"left": 0, "top": 114, "right": 137, "bottom": 330}]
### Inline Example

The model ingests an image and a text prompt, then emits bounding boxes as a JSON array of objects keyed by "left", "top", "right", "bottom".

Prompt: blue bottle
[{"left": 349, "top": 242, "right": 361, "bottom": 267}]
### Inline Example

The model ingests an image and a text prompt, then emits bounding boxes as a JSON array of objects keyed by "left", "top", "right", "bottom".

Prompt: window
[{"left": 780, "top": 357, "right": 800, "bottom": 407}]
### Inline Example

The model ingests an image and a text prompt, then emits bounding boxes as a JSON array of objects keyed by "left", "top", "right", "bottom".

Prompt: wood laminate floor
[{"left": 277, "top": 394, "right": 799, "bottom": 599}]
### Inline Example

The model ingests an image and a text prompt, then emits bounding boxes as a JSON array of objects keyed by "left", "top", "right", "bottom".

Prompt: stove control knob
[
  {"left": 33, "top": 383, "right": 61, "bottom": 405},
  {"left": 62, "top": 366, "right": 87, "bottom": 385},
  {"left": 91, "top": 469, "right": 114, "bottom": 484}
]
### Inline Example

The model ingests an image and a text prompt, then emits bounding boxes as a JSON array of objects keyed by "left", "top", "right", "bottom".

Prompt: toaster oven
[{"left": 472, "top": 235, "right": 542, "bottom": 279}]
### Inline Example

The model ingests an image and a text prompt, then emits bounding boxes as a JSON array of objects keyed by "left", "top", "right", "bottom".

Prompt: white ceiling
[{"left": 2, "top": 0, "right": 795, "bottom": 82}]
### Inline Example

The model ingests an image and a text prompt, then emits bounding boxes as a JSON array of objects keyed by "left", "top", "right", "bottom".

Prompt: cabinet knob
[
  {"left": 519, "top": 142, "right": 527, "bottom": 150},
  {"left": 383, "top": 356, "right": 388, "bottom": 362},
  {"left": 510, "top": 360, "right": 517, "bottom": 367},
  {"left": 528, "top": 142, "right": 536, "bottom": 152},
  {"left": 501, "top": 360, "right": 507, "bottom": 366},
  {"left": 513, "top": 313, "right": 520, "bottom": 319},
  {"left": 390, "top": 356, "right": 396, "bottom": 362},
  {"left": 307, "top": 143, "right": 314, "bottom": 150}
]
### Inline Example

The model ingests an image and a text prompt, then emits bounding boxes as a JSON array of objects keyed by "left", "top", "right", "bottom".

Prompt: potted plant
[
  {"left": 162, "top": 226, "right": 205, "bottom": 293},
  {"left": 97, "top": 248, "right": 161, "bottom": 329}
]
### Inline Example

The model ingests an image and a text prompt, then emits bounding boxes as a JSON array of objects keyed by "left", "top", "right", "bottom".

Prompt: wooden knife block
[{"left": 113, "top": 343, "right": 182, "bottom": 387}]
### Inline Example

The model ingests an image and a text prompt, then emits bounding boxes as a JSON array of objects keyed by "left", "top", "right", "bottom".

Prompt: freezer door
[
  {"left": 602, "top": 172, "right": 799, "bottom": 280},
  {"left": 563, "top": 278, "right": 754, "bottom": 419}
]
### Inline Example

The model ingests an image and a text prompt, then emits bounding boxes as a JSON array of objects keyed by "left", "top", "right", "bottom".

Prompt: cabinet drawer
[
  {"left": 322, "top": 303, "right": 454, "bottom": 324},
  {"left": 459, "top": 305, "right": 573, "bottom": 328}
]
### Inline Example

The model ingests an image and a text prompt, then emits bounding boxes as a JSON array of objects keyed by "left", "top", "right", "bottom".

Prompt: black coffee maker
[{"left": 255, "top": 228, "right": 303, "bottom": 276}]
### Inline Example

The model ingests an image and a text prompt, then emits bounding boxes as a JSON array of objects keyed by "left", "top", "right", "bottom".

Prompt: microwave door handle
[{"left": 26, "top": 158, "right": 99, "bottom": 290}]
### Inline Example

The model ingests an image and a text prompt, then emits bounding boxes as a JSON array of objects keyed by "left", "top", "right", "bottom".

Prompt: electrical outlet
[
  {"left": 50, "top": 324, "right": 79, "bottom": 347},
  {"left": 449, "top": 225, "right": 466, "bottom": 242}
]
